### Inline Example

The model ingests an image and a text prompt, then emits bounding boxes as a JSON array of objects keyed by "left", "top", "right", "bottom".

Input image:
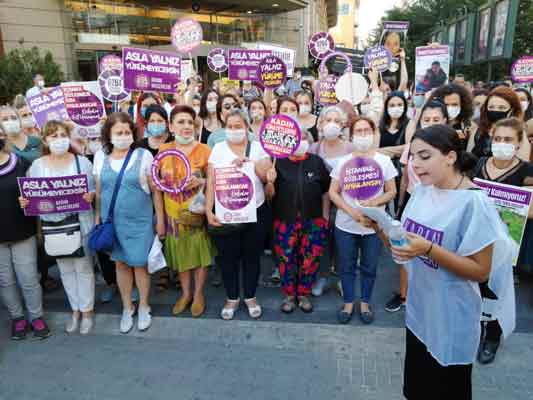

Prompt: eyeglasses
[{"left": 223, "top": 103, "right": 237, "bottom": 110}]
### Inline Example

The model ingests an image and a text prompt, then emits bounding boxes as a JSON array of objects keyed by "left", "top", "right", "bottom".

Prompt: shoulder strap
[
  {"left": 75, "top": 155, "right": 81, "bottom": 174},
  {"left": 106, "top": 149, "right": 134, "bottom": 222},
  {"left": 245, "top": 140, "right": 251, "bottom": 158}
]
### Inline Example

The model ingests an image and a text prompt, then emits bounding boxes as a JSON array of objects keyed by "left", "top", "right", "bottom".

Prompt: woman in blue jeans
[{"left": 329, "top": 117, "right": 398, "bottom": 324}]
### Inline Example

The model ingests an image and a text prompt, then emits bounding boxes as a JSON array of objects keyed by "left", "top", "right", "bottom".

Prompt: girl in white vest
[{"left": 372, "top": 124, "right": 516, "bottom": 399}]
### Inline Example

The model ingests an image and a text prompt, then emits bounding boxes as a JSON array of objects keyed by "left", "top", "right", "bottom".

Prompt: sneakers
[
  {"left": 11, "top": 317, "right": 29, "bottom": 340},
  {"left": 312, "top": 277, "right": 329, "bottom": 297},
  {"left": 80, "top": 316, "right": 94, "bottom": 335},
  {"left": 270, "top": 267, "right": 281, "bottom": 284},
  {"left": 120, "top": 308, "right": 135, "bottom": 334},
  {"left": 65, "top": 313, "right": 80, "bottom": 334},
  {"left": 385, "top": 293, "right": 406, "bottom": 313},
  {"left": 31, "top": 318, "right": 51, "bottom": 339},
  {"left": 100, "top": 285, "right": 117, "bottom": 303},
  {"left": 137, "top": 306, "right": 152, "bottom": 331}
]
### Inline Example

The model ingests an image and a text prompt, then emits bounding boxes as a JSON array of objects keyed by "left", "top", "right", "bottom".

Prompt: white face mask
[
  {"left": 299, "top": 105, "right": 312, "bottom": 115},
  {"left": 175, "top": 135, "right": 194, "bottom": 145},
  {"left": 293, "top": 140, "right": 309, "bottom": 156},
  {"left": 360, "top": 103, "right": 372, "bottom": 116},
  {"left": 2, "top": 120, "right": 21, "bottom": 135},
  {"left": 88, "top": 140, "right": 102, "bottom": 154},
  {"left": 323, "top": 122, "right": 342, "bottom": 140},
  {"left": 21, "top": 117, "right": 36, "bottom": 129},
  {"left": 111, "top": 135, "right": 134, "bottom": 150},
  {"left": 521, "top": 101, "right": 529, "bottom": 112},
  {"left": 226, "top": 129, "right": 246, "bottom": 144},
  {"left": 206, "top": 101, "right": 217, "bottom": 113},
  {"left": 250, "top": 110, "right": 263, "bottom": 121},
  {"left": 388, "top": 106, "right": 404, "bottom": 119},
  {"left": 284, "top": 112, "right": 299, "bottom": 120},
  {"left": 491, "top": 142, "right": 516, "bottom": 161},
  {"left": 193, "top": 106, "right": 200, "bottom": 115},
  {"left": 37, "top": 80, "right": 45, "bottom": 88},
  {"left": 352, "top": 135, "right": 374, "bottom": 152},
  {"left": 48, "top": 137, "right": 70, "bottom": 155},
  {"left": 447, "top": 106, "right": 461, "bottom": 120}
]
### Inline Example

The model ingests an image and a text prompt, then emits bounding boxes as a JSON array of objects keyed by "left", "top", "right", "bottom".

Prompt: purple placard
[
  {"left": 318, "top": 75, "right": 339, "bottom": 105},
  {"left": 61, "top": 83, "right": 104, "bottom": 127},
  {"left": 257, "top": 56, "right": 287, "bottom": 89},
  {"left": 215, "top": 166, "right": 254, "bottom": 213},
  {"left": 98, "top": 69, "right": 129, "bottom": 102},
  {"left": 122, "top": 47, "right": 181, "bottom": 93},
  {"left": 511, "top": 56, "right": 533, "bottom": 84},
  {"left": 228, "top": 49, "right": 272, "bottom": 81},
  {"left": 26, "top": 87, "right": 69, "bottom": 129},
  {"left": 309, "top": 31, "right": 335, "bottom": 60},
  {"left": 403, "top": 218, "right": 443, "bottom": 269},
  {"left": 259, "top": 114, "right": 301, "bottom": 159},
  {"left": 99, "top": 54, "right": 122, "bottom": 74},
  {"left": 383, "top": 21, "right": 410, "bottom": 32},
  {"left": 17, "top": 174, "right": 90, "bottom": 216},
  {"left": 207, "top": 48, "right": 228, "bottom": 73},
  {"left": 151, "top": 149, "right": 192, "bottom": 194},
  {"left": 172, "top": 18, "right": 203, "bottom": 54},
  {"left": 474, "top": 178, "right": 532, "bottom": 206},
  {"left": 364, "top": 46, "right": 393, "bottom": 72},
  {"left": 340, "top": 157, "right": 384, "bottom": 201}
]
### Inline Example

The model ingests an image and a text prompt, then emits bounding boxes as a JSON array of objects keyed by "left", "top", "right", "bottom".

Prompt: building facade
[{"left": 329, "top": 0, "right": 359, "bottom": 49}]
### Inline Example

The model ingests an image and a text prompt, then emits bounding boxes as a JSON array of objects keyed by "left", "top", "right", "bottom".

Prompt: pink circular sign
[
  {"left": 309, "top": 32, "right": 335, "bottom": 60},
  {"left": 172, "top": 18, "right": 203, "bottom": 53},
  {"left": 258, "top": 56, "right": 287, "bottom": 89},
  {"left": 259, "top": 114, "right": 301, "bottom": 159},
  {"left": 511, "top": 56, "right": 533, "bottom": 84},
  {"left": 340, "top": 157, "right": 384, "bottom": 200},
  {"left": 151, "top": 149, "right": 192, "bottom": 194}
]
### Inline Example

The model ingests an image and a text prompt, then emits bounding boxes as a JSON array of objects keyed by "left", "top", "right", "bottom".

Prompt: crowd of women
[{"left": 1, "top": 65, "right": 532, "bottom": 399}]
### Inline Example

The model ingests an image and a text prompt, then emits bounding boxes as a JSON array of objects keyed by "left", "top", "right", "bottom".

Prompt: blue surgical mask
[
  {"left": 146, "top": 122, "right": 166, "bottom": 137},
  {"left": 141, "top": 106, "right": 148, "bottom": 119}
]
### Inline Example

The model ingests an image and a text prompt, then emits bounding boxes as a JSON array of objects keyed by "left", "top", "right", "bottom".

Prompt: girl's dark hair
[
  {"left": 429, "top": 83, "right": 473, "bottom": 124},
  {"left": 216, "top": 94, "right": 240, "bottom": 126},
  {"left": 417, "top": 100, "right": 449, "bottom": 128},
  {"left": 198, "top": 89, "right": 219, "bottom": 119},
  {"left": 379, "top": 91, "right": 408, "bottom": 133},
  {"left": 144, "top": 104, "right": 168, "bottom": 124},
  {"left": 515, "top": 88, "right": 533, "bottom": 121},
  {"left": 170, "top": 105, "right": 196, "bottom": 124},
  {"left": 101, "top": 112, "right": 138, "bottom": 155},
  {"left": 294, "top": 90, "right": 315, "bottom": 110},
  {"left": 276, "top": 96, "right": 300, "bottom": 114},
  {"left": 412, "top": 124, "right": 478, "bottom": 173}
]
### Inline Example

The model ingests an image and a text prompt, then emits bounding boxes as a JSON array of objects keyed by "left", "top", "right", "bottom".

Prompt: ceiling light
[
  {"left": 273, "top": 3, "right": 279, "bottom": 7},
  {"left": 247, "top": 10, "right": 253, "bottom": 14}
]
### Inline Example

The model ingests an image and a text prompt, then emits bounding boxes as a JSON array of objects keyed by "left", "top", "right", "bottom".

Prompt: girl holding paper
[{"left": 329, "top": 116, "right": 398, "bottom": 324}]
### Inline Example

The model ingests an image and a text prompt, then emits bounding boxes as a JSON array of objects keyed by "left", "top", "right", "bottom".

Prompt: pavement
[{"left": 1, "top": 252, "right": 533, "bottom": 400}]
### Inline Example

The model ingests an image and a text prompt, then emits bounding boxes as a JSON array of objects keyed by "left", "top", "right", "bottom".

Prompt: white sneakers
[
  {"left": 65, "top": 314, "right": 80, "bottom": 334},
  {"left": 65, "top": 313, "right": 94, "bottom": 335},
  {"left": 80, "top": 317, "right": 93, "bottom": 335},
  {"left": 120, "top": 306, "right": 152, "bottom": 334}
]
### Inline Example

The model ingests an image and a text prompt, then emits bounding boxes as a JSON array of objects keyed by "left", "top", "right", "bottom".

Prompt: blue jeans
[{"left": 335, "top": 227, "right": 381, "bottom": 304}]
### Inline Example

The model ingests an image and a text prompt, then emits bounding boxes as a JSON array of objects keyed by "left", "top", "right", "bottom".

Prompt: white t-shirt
[
  {"left": 93, "top": 148, "right": 154, "bottom": 194},
  {"left": 331, "top": 152, "right": 398, "bottom": 235},
  {"left": 208, "top": 140, "right": 269, "bottom": 207}
]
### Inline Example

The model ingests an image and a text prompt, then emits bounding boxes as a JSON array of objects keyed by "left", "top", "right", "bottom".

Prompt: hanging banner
[
  {"left": 122, "top": 47, "right": 181, "bottom": 93},
  {"left": 26, "top": 86, "right": 69, "bottom": 129},
  {"left": 340, "top": 157, "right": 385, "bottom": 201},
  {"left": 98, "top": 54, "right": 122, "bottom": 74},
  {"left": 18, "top": 175, "right": 91, "bottom": 216},
  {"left": 318, "top": 75, "right": 339, "bottom": 106},
  {"left": 207, "top": 48, "right": 228, "bottom": 73},
  {"left": 414, "top": 45, "right": 450, "bottom": 94},
  {"left": 214, "top": 164, "right": 257, "bottom": 224},
  {"left": 172, "top": 17, "right": 203, "bottom": 54},
  {"left": 309, "top": 31, "right": 335, "bottom": 60},
  {"left": 228, "top": 49, "right": 272, "bottom": 81},
  {"left": 257, "top": 56, "right": 286, "bottom": 89},
  {"left": 61, "top": 81, "right": 104, "bottom": 130},
  {"left": 259, "top": 114, "right": 301, "bottom": 159},
  {"left": 364, "top": 46, "right": 393, "bottom": 72},
  {"left": 511, "top": 56, "right": 533, "bottom": 84},
  {"left": 98, "top": 69, "right": 129, "bottom": 102}
]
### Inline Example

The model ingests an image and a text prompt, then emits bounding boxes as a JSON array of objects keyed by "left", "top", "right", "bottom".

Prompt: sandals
[
  {"left": 221, "top": 299, "right": 240, "bottom": 320},
  {"left": 244, "top": 298, "right": 262, "bottom": 319},
  {"left": 280, "top": 296, "right": 296, "bottom": 313},
  {"left": 297, "top": 296, "right": 313, "bottom": 313}
]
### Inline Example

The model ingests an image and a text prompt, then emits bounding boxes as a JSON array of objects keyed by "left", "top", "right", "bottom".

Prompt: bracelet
[{"left": 425, "top": 242, "right": 434, "bottom": 256}]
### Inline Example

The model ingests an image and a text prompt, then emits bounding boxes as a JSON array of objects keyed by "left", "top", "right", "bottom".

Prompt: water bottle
[{"left": 388, "top": 220, "right": 409, "bottom": 264}]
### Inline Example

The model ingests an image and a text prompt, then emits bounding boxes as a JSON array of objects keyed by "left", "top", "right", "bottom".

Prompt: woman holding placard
[
  {"left": 0, "top": 127, "right": 51, "bottom": 340},
  {"left": 153, "top": 105, "right": 216, "bottom": 318},
  {"left": 94, "top": 112, "right": 156, "bottom": 334},
  {"left": 23, "top": 120, "right": 96, "bottom": 335},
  {"left": 329, "top": 116, "right": 398, "bottom": 324},
  {"left": 206, "top": 110, "right": 272, "bottom": 320}
]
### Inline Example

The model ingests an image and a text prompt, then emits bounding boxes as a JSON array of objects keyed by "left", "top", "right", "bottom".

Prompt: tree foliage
[{"left": 0, "top": 47, "right": 64, "bottom": 104}]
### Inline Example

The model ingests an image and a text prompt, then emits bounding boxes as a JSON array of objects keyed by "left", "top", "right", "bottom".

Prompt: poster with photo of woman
[
  {"left": 476, "top": 8, "right": 491, "bottom": 60},
  {"left": 491, "top": 0, "right": 509, "bottom": 57},
  {"left": 379, "top": 21, "right": 409, "bottom": 90},
  {"left": 456, "top": 19, "right": 467, "bottom": 62}
]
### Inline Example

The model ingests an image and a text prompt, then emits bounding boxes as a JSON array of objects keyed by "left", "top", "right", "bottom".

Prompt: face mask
[
  {"left": 293, "top": 140, "right": 309, "bottom": 156},
  {"left": 388, "top": 106, "right": 404, "bottom": 119},
  {"left": 226, "top": 129, "right": 246, "bottom": 144},
  {"left": 360, "top": 104, "right": 372, "bottom": 116},
  {"left": 146, "top": 122, "right": 166, "bottom": 137},
  {"left": 473, "top": 107, "right": 481, "bottom": 120},
  {"left": 413, "top": 95, "right": 425, "bottom": 109},
  {"left": 299, "top": 105, "right": 312, "bottom": 115},
  {"left": 487, "top": 110, "right": 510, "bottom": 124},
  {"left": 521, "top": 101, "right": 529, "bottom": 112},
  {"left": 2, "top": 120, "right": 21, "bottom": 135},
  {"left": 48, "top": 137, "right": 70, "bottom": 155},
  {"left": 352, "top": 135, "right": 374, "bottom": 152},
  {"left": 37, "top": 80, "right": 45, "bottom": 88},
  {"left": 175, "top": 135, "right": 194, "bottom": 145},
  {"left": 491, "top": 142, "right": 516, "bottom": 160},
  {"left": 193, "top": 106, "right": 201, "bottom": 115},
  {"left": 88, "top": 141, "right": 102, "bottom": 154},
  {"left": 323, "top": 122, "right": 342, "bottom": 140},
  {"left": 140, "top": 106, "right": 148, "bottom": 119},
  {"left": 283, "top": 112, "right": 298, "bottom": 120},
  {"left": 206, "top": 101, "right": 217, "bottom": 113},
  {"left": 250, "top": 110, "right": 263, "bottom": 121},
  {"left": 111, "top": 135, "right": 134, "bottom": 150},
  {"left": 447, "top": 106, "right": 461, "bottom": 120},
  {"left": 21, "top": 117, "right": 36, "bottom": 129}
]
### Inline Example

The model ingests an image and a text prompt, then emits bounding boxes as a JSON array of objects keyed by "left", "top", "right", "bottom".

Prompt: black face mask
[
  {"left": 487, "top": 109, "right": 510, "bottom": 123},
  {"left": 0, "top": 138, "right": 5, "bottom": 152}
]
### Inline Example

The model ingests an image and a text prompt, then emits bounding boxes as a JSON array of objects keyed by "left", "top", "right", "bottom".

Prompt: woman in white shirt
[{"left": 205, "top": 110, "right": 272, "bottom": 320}]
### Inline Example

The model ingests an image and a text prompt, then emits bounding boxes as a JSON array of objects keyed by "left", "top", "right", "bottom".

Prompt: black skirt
[{"left": 403, "top": 328, "right": 473, "bottom": 400}]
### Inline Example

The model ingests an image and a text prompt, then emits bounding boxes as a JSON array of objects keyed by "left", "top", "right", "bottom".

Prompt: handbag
[
  {"left": 206, "top": 141, "right": 251, "bottom": 237},
  {"left": 41, "top": 156, "right": 85, "bottom": 258},
  {"left": 89, "top": 149, "right": 134, "bottom": 252}
]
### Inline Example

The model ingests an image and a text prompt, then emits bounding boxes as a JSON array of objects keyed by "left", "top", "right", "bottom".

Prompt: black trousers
[
  {"left": 97, "top": 251, "right": 117, "bottom": 286},
  {"left": 37, "top": 244, "right": 55, "bottom": 284}
]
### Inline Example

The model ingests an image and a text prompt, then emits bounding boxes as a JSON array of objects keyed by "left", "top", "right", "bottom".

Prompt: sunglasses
[{"left": 223, "top": 103, "right": 237, "bottom": 110}]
